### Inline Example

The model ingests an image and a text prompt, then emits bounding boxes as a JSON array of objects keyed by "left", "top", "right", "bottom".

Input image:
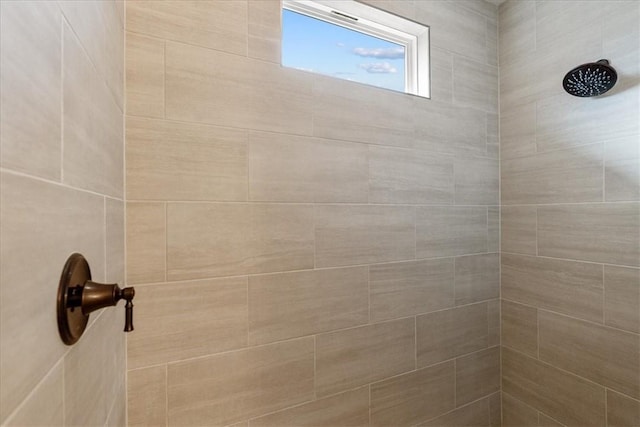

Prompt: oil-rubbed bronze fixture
[{"left": 57, "top": 253, "right": 135, "bottom": 345}]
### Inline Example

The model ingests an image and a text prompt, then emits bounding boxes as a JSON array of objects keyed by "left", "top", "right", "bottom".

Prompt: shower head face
[{"left": 563, "top": 59, "right": 617, "bottom": 97}]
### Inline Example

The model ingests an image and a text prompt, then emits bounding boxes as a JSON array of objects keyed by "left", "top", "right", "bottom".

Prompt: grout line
[
  {"left": 164, "top": 202, "right": 168, "bottom": 282},
  {"left": 501, "top": 251, "right": 640, "bottom": 271}
]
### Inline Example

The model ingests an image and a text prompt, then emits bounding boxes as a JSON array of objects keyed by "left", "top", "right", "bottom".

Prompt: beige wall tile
[
  {"left": 165, "top": 42, "right": 313, "bottom": 135},
  {"left": 485, "top": 17, "right": 498, "bottom": 67},
  {"left": 417, "top": 303, "right": 489, "bottom": 367},
  {"left": 502, "top": 347, "right": 606, "bottom": 427},
  {"left": 487, "top": 299, "right": 500, "bottom": 347},
  {"left": 0, "top": 1, "right": 61, "bottom": 181},
  {"left": 607, "top": 390, "right": 640, "bottom": 427},
  {"left": 456, "top": 347, "right": 500, "bottom": 405},
  {"left": 316, "top": 318, "right": 415, "bottom": 396},
  {"left": 371, "top": 361, "right": 455, "bottom": 427},
  {"left": 538, "top": 203, "right": 640, "bottom": 267},
  {"left": 454, "top": 254, "right": 499, "bottom": 305},
  {"left": 430, "top": 46, "right": 453, "bottom": 103},
  {"left": 487, "top": 113, "right": 499, "bottom": 159},
  {"left": 501, "top": 206, "right": 537, "bottom": 255},
  {"left": 312, "top": 75, "right": 414, "bottom": 148},
  {"left": 3, "top": 361, "right": 64, "bottom": 427},
  {"left": 315, "top": 205, "right": 415, "bottom": 268},
  {"left": 500, "top": 102, "right": 537, "bottom": 160},
  {"left": 249, "top": 132, "right": 367, "bottom": 203},
  {"left": 538, "top": 413, "right": 565, "bottom": 427},
  {"left": 416, "top": 206, "right": 488, "bottom": 258},
  {"left": 605, "top": 136, "right": 640, "bottom": 202},
  {"left": 128, "top": 366, "right": 167, "bottom": 427},
  {"left": 358, "top": 0, "right": 415, "bottom": 20},
  {"left": 128, "top": 277, "right": 248, "bottom": 369},
  {"left": 106, "top": 198, "right": 125, "bottom": 285},
  {"left": 59, "top": 0, "right": 124, "bottom": 108},
  {"left": 126, "top": 0, "right": 247, "bottom": 55},
  {"left": 538, "top": 310, "right": 640, "bottom": 399},
  {"left": 415, "top": 2, "right": 486, "bottom": 64},
  {"left": 413, "top": 99, "right": 487, "bottom": 156},
  {"left": 0, "top": 173, "right": 104, "bottom": 421},
  {"left": 369, "top": 146, "right": 454, "bottom": 205},
  {"left": 502, "top": 144, "right": 604, "bottom": 205},
  {"left": 454, "top": 156, "right": 499, "bottom": 205},
  {"left": 167, "top": 338, "right": 314, "bottom": 426},
  {"left": 502, "top": 392, "right": 538, "bottom": 427},
  {"left": 167, "top": 203, "right": 314, "bottom": 280},
  {"left": 127, "top": 117, "right": 248, "bottom": 201},
  {"left": 502, "top": 300, "right": 538, "bottom": 357},
  {"left": 63, "top": 24, "right": 123, "bottom": 198},
  {"left": 125, "top": 32, "right": 164, "bottom": 118},
  {"left": 535, "top": 1, "right": 601, "bottom": 51},
  {"left": 605, "top": 265, "right": 640, "bottom": 333},
  {"left": 489, "top": 392, "right": 501, "bottom": 427},
  {"left": 421, "top": 397, "right": 492, "bottom": 426},
  {"left": 488, "top": 206, "right": 500, "bottom": 253},
  {"left": 501, "top": 253, "right": 604, "bottom": 323},
  {"left": 499, "top": 0, "right": 535, "bottom": 67},
  {"left": 250, "top": 387, "right": 369, "bottom": 427},
  {"left": 249, "top": 267, "right": 368, "bottom": 345},
  {"left": 453, "top": 56, "right": 498, "bottom": 114},
  {"left": 370, "top": 259, "right": 454, "bottom": 322},
  {"left": 248, "top": 0, "right": 280, "bottom": 63},
  {"left": 126, "top": 202, "right": 166, "bottom": 284}
]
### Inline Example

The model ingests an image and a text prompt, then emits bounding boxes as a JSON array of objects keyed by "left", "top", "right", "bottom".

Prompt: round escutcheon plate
[{"left": 57, "top": 253, "right": 91, "bottom": 345}]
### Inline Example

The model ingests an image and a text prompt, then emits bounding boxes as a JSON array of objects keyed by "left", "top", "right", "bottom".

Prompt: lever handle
[{"left": 57, "top": 253, "right": 136, "bottom": 345}]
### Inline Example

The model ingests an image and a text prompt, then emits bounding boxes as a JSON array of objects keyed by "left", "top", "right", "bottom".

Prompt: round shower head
[{"left": 563, "top": 59, "right": 617, "bottom": 97}]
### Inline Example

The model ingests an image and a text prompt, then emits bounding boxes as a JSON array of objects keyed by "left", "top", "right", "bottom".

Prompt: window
[{"left": 282, "top": 0, "right": 430, "bottom": 97}]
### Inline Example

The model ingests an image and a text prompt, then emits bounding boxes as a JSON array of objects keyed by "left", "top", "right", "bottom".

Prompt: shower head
[{"left": 563, "top": 59, "right": 617, "bottom": 97}]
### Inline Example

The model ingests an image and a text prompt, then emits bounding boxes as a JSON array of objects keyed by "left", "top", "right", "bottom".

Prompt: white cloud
[
  {"left": 358, "top": 62, "right": 398, "bottom": 74},
  {"left": 352, "top": 47, "right": 404, "bottom": 59}
]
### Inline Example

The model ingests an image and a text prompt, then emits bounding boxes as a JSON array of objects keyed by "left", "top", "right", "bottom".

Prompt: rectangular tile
[
  {"left": 605, "top": 136, "right": 640, "bottom": 202},
  {"left": 0, "top": 173, "right": 104, "bottom": 421},
  {"left": 128, "top": 277, "right": 248, "bottom": 369},
  {"left": 416, "top": 206, "right": 488, "bottom": 258},
  {"left": 126, "top": 202, "right": 166, "bottom": 284},
  {"left": 501, "top": 144, "right": 604, "bottom": 205},
  {"left": 502, "top": 347, "right": 606, "bottom": 427},
  {"left": 487, "top": 299, "right": 500, "bottom": 347},
  {"left": 501, "top": 253, "right": 604, "bottom": 323},
  {"left": 249, "top": 387, "right": 369, "bottom": 427},
  {"left": 417, "top": 303, "right": 488, "bottom": 368},
  {"left": 248, "top": 267, "right": 369, "bottom": 345},
  {"left": 607, "top": 390, "right": 640, "bottom": 427},
  {"left": 168, "top": 338, "right": 314, "bottom": 426},
  {"left": 456, "top": 347, "right": 500, "bottom": 406},
  {"left": 502, "top": 300, "right": 537, "bottom": 357},
  {"left": 369, "top": 146, "right": 454, "bottom": 205},
  {"left": 538, "top": 413, "right": 565, "bottom": 427},
  {"left": 126, "top": 0, "right": 247, "bottom": 55},
  {"left": 430, "top": 46, "right": 453, "bottom": 103},
  {"left": 125, "top": 32, "right": 164, "bottom": 118},
  {"left": 312, "top": 74, "right": 414, "bottom": 148},
  {"left": 316, "top": 318, "right": 415, "bottom": 396},
  {"left": 486, "top": 113, "right": 499, "bottom": 159},
  {"left": 502, "top": 393, "right": 538, "bottom": 427},
  {"left": 371, "top": 362, "right": 455, "bottom": 427},
  {"left": 249, "top": 132, "right": 367, "bottom": 203},
  {"left": 315, "top": 205, "right": 415, "bottom": 268},
  {"left": 370, "top": 259, "right": 454, "bottom": 322},
  {"left": 126, "top": 117, "right": 248, "bottom": 201},
  {"left": 165, "top": 42, "right": 313, "bottom": 135},
  {"left": 539, "top": 310, "right": 640, "bottom": 399},
  {"left": 605, "top": 265, "right": 640, "bottom": 333},
  {"left": 63, "top": 23, "right": 123, "bottom": 198},
  {"left": 499, "top": 102, "right": 537, "bottom": 160},
  {"left": 421, "top": 397, "right": 492, "bottom": 427},
  {"left": 127, "top": 366, "right": 167, "bottom": 427},
  {"left": 413, "top": 99, "right": 487, "bottom": 156},
  {"left": 498, "top": 0, "right": 535, "bottom": 67},
  {"left": 0, "top": 1, "right": 61, "bottom": 181},
  {"left": 453, "top": 56, "right": 498, "bottom": 114},
  {"left": 538, "top": 203, "right": 640, "bottom": 267},
  {"left": 454, "top": 254, "right": 499, "bottom": 305},
  {"left": 105, "top": 198, "right": 125, "bottom": 285},
  {"left": 167, "top": 203, "right": 314, "bottom": 280},
  {"left": 501, "top": 206, "right": 537, "bottom": 255},
  {"left": 248, "top": 0, "right": 280, "bottom": 63},
  {"left": 454, "top": 156, "right": 499, "bottom": 205},
  {"left": 488, "top": 206, "right": 499, "bottom": 253}
]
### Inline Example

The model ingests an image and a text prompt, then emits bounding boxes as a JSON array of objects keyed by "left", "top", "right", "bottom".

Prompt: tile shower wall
[
  {"left": 499, "top": 2, "right": 640, "bottom": 427},
  {"left": 125, "top": 0, "right": 500, "bottom": 425},
  {"left": 0, "top": 1, "right": 125, "bottom": 426}
]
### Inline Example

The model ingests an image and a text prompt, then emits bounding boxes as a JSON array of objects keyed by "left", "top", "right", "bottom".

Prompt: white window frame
[{"left": 282, "top": 0, "right": 431, "bottom": 98}]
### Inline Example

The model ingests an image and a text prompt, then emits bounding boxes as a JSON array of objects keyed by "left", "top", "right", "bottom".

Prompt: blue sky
[{"left": 282, "top": 9, "right": 405, "bottom": 92}]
